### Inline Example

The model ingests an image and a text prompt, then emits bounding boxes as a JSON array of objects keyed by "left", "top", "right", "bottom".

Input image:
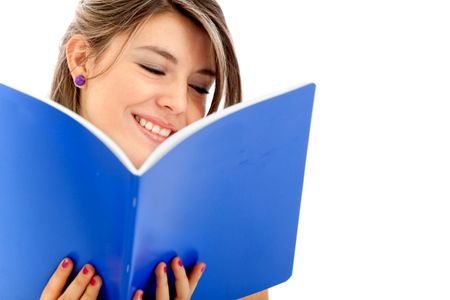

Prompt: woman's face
[{"left": 72, "top": 12, "right": 215, "bottom": 169}]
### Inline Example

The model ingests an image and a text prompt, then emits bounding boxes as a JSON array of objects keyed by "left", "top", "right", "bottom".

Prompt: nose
[{"left": 155, "top": 81, "right": 188, "bottom": 114}]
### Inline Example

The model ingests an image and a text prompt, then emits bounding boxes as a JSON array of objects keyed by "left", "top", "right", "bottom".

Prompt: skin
[{"left": 40, "top": 11, "right": 268, "bottom": 300}]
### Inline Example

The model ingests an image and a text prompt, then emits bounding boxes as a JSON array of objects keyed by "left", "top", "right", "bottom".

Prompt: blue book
[{"left": 0, "top": 82, "right": 315, "bottom": 299}]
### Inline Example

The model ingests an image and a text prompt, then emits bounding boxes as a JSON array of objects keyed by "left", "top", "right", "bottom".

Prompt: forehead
[{"left": 129, "top": 11, "right": 214, "bottom": 62}]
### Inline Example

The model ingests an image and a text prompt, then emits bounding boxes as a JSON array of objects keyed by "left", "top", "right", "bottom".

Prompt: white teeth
[
  {"left": 144, "top": 121, "right": 153, "bottom": 130},
  {"left": 159, "top": 129, "right": 171, "bottom": 137},
  {"left": 151, "top": 125, "right": 161, "bottom": 134},
  {"left": 135, "top": 115, "right": 172, "bottom": 138}
]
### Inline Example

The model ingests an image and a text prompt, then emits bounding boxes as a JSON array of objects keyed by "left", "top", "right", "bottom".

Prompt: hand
[
  {"left": 134, "top": 257, "right": 206, "bottom": 300},
  {"left": 40, "top": 258, "right": 102, "bottom": 300},
  {"left": 40, "top": 257, "right": 206, "bottom": 300}
]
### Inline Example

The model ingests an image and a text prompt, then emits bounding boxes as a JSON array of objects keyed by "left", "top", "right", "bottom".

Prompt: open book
[{"left": 0, "top": 82, "right": 315, "bottom": 299}]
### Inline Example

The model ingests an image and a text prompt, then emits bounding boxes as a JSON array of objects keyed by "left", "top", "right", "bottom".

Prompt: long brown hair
[{"left": 50, "top": 0, "right": 242, "bottom": 115}]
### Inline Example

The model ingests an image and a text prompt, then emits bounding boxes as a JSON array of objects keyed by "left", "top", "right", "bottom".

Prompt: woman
[{"left": 40, "top": 0, "right": 268, "bottom": 299}]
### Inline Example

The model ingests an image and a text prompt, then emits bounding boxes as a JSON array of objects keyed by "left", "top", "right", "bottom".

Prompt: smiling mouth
[{"left": 132, "top": 114, "right": 176, "bottom": 144}]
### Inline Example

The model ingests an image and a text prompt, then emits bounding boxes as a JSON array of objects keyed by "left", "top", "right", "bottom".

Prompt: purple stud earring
[{"left": 74, "top": 75, "right": 86, "bottom": 87}]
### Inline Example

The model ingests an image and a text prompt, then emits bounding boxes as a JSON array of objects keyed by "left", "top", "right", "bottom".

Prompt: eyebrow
[
  {"left": 137, "top": 45, "right": 178, "bottom": 64},
  {"left": 136, "top": 45, "right": 216, "bottom": 77}
]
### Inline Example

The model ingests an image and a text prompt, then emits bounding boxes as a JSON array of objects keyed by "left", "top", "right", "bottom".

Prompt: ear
[{"left": 66, "top": 34, "right": 92, "bottom": 78}]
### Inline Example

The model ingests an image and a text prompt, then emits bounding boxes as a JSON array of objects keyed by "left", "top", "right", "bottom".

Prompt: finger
[
  {"left": 80, "top": 275, "right": 103, "bottom": 300},
  {"left": 40, "top": 257, "right": 73, "bottom": 300},
  {"left": 188, "top": 263, "right": 206, "bottom": 297},
  {"left": 171, "top": 257, "right": 190, "bottom": 300},
  {"left": 155, "top": 262, "right": 170, "bottom": 300},
  {"left": 61, "top": 264, "right": 96, "bottom": 299},
  {"left": 132, "top": 289, "right": 144, "bottom": 300}
]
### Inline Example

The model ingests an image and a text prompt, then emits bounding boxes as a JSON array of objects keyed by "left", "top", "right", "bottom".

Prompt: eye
[
  {"left": 189, "top": 84, "right": 209, "bottom": 95},
  {"left": 139, "top": 64, "right": 165, "bottom": 76}
]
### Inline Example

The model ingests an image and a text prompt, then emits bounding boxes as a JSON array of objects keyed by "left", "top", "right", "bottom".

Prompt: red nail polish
[
  {"left": 163, "top": 265, "right": 167, "bottom": 273},
  {"left": 178, "top": 259, "right": 183, "bottom": 267},
  {"left": 61, "top": 259, "right": 69, "bottom": 269},
  {"left": 90, "top": 277, "right": 96, "bottom": 286},
  {"left": 139, "top": 291, "right": 144, "bottom": 299},
  {"left": 82, "top": 266, "right": 89, "bottom": 275},
  {"left": 201, "top": 265, "right": 206, "bottom": 273}
]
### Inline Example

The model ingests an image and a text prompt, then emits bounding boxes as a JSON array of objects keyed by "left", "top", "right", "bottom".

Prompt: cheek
[
  {"left": 186, "top": 99, "right": 206, "bottom": 125},
  {"left": 82, "top": 76, "right": 140, "bottom": 130},
  {"left": 100, "top": 69, "right": 148, "bottom": 112}
]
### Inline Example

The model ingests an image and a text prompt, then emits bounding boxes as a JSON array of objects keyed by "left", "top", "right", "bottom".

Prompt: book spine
[{"left": 120, "top": 173, "right": 140, "bottom": 299}]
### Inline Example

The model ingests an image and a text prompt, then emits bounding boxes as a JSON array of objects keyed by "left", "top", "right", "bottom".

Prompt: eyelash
[
  {"left": 139, "top": 64, "right": 209, "bottom": 95},
  {"left": 189, "top": 84, "right": 209, "bottom": 95},
  {"left": 140, "top": 64, "right": 165, "bottom": 76}
]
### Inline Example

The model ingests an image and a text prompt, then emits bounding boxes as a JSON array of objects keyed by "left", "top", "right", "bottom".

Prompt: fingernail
[
  {"left": 61, "top": 258, "right": 69, "bottom": 269},
  {"left": 178, "top": 258, "right": 183, "bottom": 267},
  {"left": 201, "top": 265, "right": 206, "bottom": 273},
  {"left": 90, "top": 277, "right": 96, "bottom": 286},
  {"left": 163, "top": 265, "right": 167, "bottom": 273},
  {"left": 82, "top": 266, "right": 89, "bottom": 275},
  {"left": 139, "top": 290, "right": 144, "bottom": 299}
]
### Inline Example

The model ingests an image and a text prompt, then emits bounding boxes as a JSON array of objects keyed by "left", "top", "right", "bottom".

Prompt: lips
[
  {"left": 133, "top": 116, "right": 167, "bottom": 144},
  {"left": 133, "top": 113, "right": 177, "bottom": 132}
]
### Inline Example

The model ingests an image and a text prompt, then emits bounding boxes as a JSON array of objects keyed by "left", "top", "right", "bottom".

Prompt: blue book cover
[{"left": 0, "top": 82, "right": 315, "bottom": 299}]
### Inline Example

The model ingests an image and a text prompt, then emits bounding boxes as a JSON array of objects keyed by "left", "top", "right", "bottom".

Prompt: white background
[{"left": 1, "top": 1, "right": 450, "bottom": 299}]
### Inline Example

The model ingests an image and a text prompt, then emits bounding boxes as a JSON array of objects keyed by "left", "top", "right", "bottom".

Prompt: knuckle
[
  {"left": 73, "top": 274, "right": 87, "bottom": 289},
  {"left": 173, "top": 266, "right": 186, "bottom": 279},
  {"left": 52, "top": 267, "right": 64, "bottom": 278},
  {"left": 156, "top": 274, "right": 167, "bottom": 287}
]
